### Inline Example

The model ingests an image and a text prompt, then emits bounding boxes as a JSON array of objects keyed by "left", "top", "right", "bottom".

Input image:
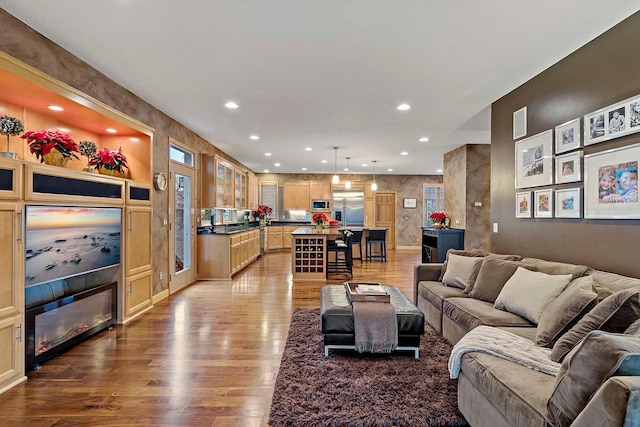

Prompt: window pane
[
  {"left": 170, "top": 144, "right": 194, "bottom": 166},
  {"left": 423, "top": 184, "right": 444, "bottom": 226}
]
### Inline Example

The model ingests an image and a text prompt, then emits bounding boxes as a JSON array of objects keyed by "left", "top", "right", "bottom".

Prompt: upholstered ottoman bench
[{"left": 320, "top": 285, "right": 425, "bottom": 358}]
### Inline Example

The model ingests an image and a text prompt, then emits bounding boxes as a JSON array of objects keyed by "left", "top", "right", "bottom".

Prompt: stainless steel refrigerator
[{"left": 332, "top": 189, "right": 364, "bottom": 226}]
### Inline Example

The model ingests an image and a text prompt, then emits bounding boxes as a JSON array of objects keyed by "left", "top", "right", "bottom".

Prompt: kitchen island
[{"left": 290, "top": 227, "right": 343, "bottom": 280}]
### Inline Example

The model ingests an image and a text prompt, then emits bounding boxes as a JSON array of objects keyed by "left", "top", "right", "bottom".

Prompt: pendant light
[
  {"left": 371, "top": 160, "right": 378, "bottom": 191},
  {"left": 332, "top": 147, "right": 340, "bottom": 184},
  {"left": 344, "top": 156, "right": 351, "bottom": 189}
]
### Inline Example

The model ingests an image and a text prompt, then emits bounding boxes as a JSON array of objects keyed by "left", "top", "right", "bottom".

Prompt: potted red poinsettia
[
  {"left": 429, "top": 211, "right": 448, "bottom": 229},
  {"left": 89, "top": 147, "right": 129, "bottom": 175},
  {"left": 21, "top": 129, "right": 79, "bottom": 166},
  {"left": 312, "top": 212, "right": 329, "bottom": 231}
]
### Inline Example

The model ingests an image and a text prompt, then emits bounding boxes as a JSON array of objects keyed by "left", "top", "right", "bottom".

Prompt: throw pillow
[
  {"left": 494, "top": 267, "right": 572, "bottom": 324},
  {"left": 535, "top": 276, "right": 599, "bottom": 348},
  {"left": 547, "top": 330, "right": 640, "bottom": 427},
  {"left": 468, "top": 257, "right": 538, "bottom": 302},
  {"left": 438, "top": 248, "right": 488, "bottom": 281},
  {"left": 441, "top": 254, "right": 484, "bottom": 290},
  {"left": 626, "top": 317, "right": 640, "bottom": 336},
  {"left": 550, "top": 289, "right": 640, "bottom": 363}
]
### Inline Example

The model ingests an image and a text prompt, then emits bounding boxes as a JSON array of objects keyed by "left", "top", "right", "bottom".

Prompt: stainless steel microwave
[{"left": 311, "top": 200, "right": 330, "bottom": 210}]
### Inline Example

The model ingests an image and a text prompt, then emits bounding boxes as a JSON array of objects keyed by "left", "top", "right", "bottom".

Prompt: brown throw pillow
[
  {"left": 469, "top": 258, "right": 537, "bottom": 303},
  {"left": 438, "top": 248, "right": 488, "bottom": 281},
  {"left": 551, "top": 289, "right": 640, "bottom": 363},
  {"left": 441, "top": 254, "right": 484, "bottom": 290},
  {"left": 547, "top": 331, "right": 640, "bottom": 427},
  {"left": 536, "top": 276, "right": 598, "bottom": 348}
]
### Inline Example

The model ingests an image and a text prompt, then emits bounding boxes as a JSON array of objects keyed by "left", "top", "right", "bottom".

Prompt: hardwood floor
[{"left": 0, "top": 248, "right": 422, "bottom": 426}]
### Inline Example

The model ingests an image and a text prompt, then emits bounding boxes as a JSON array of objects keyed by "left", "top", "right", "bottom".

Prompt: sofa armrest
[
  {"left": 413, "top": 263, "right": 443, "bottom": 304},
  {"left": 571, "top": 376, "right": 640, "bottom": 427}
]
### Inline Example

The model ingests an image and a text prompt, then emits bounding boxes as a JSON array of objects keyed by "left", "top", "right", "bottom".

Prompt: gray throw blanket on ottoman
[{"left": 352, "top": 301, "right": 398, "bottom": 353}]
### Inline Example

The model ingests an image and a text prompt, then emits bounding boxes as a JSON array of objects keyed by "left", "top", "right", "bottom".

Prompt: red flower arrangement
[
  {"left": 252, "top": 204, "right": 272, "bottom": 219},
  {"left": 89, "top": 147, "right": 129, "bottom": 173},
  {"left": 312, "top": 212, "right": 329, "bottom": 225},
  {"left": 429, "top": 211, "right": 448, "bottom": 224},
  {"left": 21, "top": 129, "right": 80, "bottom": 162}
]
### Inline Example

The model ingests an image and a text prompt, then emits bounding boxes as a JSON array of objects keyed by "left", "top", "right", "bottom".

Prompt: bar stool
[
  {"left": 366, "top": 228, "right": 387, "bottom": 262},
  {"left": 350, "top": 229, "right": 364, "bottom": 263},
  {"left": 327, "top": 231, "right": 353, "bottom": 277}
]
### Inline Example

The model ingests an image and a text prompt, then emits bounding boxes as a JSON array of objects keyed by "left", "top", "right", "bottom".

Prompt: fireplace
[{"left": 25, "top": 282, "right": 117, "bottom": 371}]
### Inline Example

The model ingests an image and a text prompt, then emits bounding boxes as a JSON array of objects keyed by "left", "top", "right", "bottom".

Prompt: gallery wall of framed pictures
[{"left": 513, "top": 93, "right": 640, "bottom": 220}]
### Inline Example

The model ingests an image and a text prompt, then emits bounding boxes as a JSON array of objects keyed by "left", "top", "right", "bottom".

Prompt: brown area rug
[{"left": 269, "top": 308, "right": 468, "bottom": 427}]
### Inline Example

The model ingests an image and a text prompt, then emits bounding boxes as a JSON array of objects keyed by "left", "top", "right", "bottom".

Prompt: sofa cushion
[
  {"left": 535, "top": 276, "right": 599, "bottom": 348},
  {"left": 459, "top": 352, "right": 556, "bottom": 427},
  {"left": 439, "top": 248, "right": 489, "bottom": 281},
  {"left": 443, "top": 297, "right": 533, "bottom": 332},
  {"left": 590, "top": 270, "right": 640, "bottom": 293},
  {"left": 441, "top": 254, "right": 484, "bottom": 290},
  {"left": 626, "top": 318, "right": 640, "bottom": 336},
  {"left": 417, "top": 280, "right": 468, "bottom": 309},
  {"left": 547, "top": 331, "right": 640, "bottom": 427},
  {"left": 520, "top": 258, "right": 590, "bottom": 280},
  {"left": 469, "top": 258, "right": 538, "bottom": 303},
  {"left": 494, "top": 267, "right": 572, "bottom": 324},
  {"left": 551, "top": 289, "right": 640, "bottom": 363}
]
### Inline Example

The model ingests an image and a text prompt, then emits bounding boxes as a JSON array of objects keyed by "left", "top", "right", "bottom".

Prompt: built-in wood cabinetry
[
  {"left": 234, "top": 168, "right": 247, "bottom": 209},
  {"left": 266, "top": 226, "right": 284, "bottom": 250},
  {"left": 364, "top": 182, "right": 376, "bottom": 226},
  {"left": 283, "top": 181, "right": 310, "bottom": 211},
  {"left": 247, "top": 173, "right": 259, "bottom": 210},
  {"left": 197, "top": 228, "right": 260, "bottom": 280},
  {"left": 0, "top": 200, "right": 26, "bottom": 392},
  {"left": 310, "top": 180, "right": 331, "bottom": 200},
  {"left": 124, "top": 206, "right": 153, "bottom": 318},
  {"left": 202, "top": 154, "right": 259, "bottom": 210},
  {"left": 282, "top": 225, "right": 298, "bottom": 249},
  {"left": 216, "top": 158, "right": 235, "bottom": 208}
]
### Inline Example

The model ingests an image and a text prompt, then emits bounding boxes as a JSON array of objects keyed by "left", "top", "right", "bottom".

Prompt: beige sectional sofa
[{"left": 413, "top": 250, "right": 640, "bottom": 427}]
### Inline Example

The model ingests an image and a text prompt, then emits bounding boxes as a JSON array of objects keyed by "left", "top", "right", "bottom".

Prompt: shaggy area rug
[{"left": 269, "top": 308, "right": 468, "bottom": 427}]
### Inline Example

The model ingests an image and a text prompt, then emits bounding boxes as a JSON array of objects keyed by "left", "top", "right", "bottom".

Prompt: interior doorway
[
  {"left": 375, "top": 192, "right": 396, "bottom": 249},
  {"left": 168, "top": 141, "right": 196, "bottom": 294}
]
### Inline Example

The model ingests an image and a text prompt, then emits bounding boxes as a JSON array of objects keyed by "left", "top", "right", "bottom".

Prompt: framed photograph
[
  {"left": 555, "top": 151, "right": 582, "bottom": 184},
  {"left": 555, "top": 188, "right": 581, "bottom": 218},
  {"left": 534, "top": 189, "right": 553, "bottom": 218},
  {"left": 515, "top": 191, "right": 532, "bottom": 218},
  {"left": 513, "top": 106, "right": 527, "bottom": 140},
  {"left": 584, "top": 93, "right": 640, "bottom": 145},
  {"left": 555, "top": 118, "right": 581, "bottom": 153},
  {"left": 403, "top": 198, "right": 417, "bottom": 208},
  {"left": 515, "top": 129, "right": 553, "bottom": 189},
  {"left": 584, "top": 142, "right": 640, "bottom": 218}
]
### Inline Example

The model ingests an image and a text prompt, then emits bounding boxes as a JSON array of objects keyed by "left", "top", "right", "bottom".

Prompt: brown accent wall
[
  {"left": 444, "top": 144, "right": 491, "bottom": 250},
  {"left": 491, "top": 11, "right": 640, "bottom": 277}
]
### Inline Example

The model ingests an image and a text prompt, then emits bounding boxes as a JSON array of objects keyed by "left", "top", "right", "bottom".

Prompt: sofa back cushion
[
  {"left": 494, "top": 267, "right": 572, "bottom": 324},
  {"left": 551, "top": 289, "right": 640, "bottom": 362},
  {"left": 520, "top": 258, "right": 590, "bottom": 280},
  {"left": 626, "top": 318, "right": 640, "bottom": 336},
  {"left": 547, "top": 330, "right": 640, "bottom": 427},
  {"left": 590, "top": 270, "right": 640, "bottom": 296},
  {"left": 468, "top": 258, "right": 537, "bottom": 302},
  {"left": 441, "top": 254, "right": 484, "bottom": 290},
  {"left": 535, "top": 276, "right": 599, "bottom": 348}
]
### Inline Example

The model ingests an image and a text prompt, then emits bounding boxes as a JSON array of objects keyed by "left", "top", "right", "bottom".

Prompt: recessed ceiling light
[
  {"left": 437, "top": 169, "right": 443, "bottom": 173},
  {"left": 225, "top": 101, "right": 239, "bottom": 109},
  {"left": 305, "top": 147, "right": 312, "bottom": 151},
  {"left": 344, "top": 168, "right": 349, "bottom": 171},
  {"left": 397, "top": 103, "right": 411, "bottom": 111},
  {"left": 400, "top": 151, "right": 408, "bottom": 155},
  {"left": 362, "top": 163, "right": 368, "bottom": 167},
  {"left": 265, "top": 152, "right": 272, "bottom": 156},
  {"left": 250, "top": 135, "right": 259, "bottom": 140},
  {"left": 301, "top": 167, "right": 307, "bottom": 171},
  {"left": 387, "top": 168, "right": 393, "bottom": 172},
  {"left": 419, "top": 137, "right": 429, "bottom": 142},
  {"left": 106, "top": 128, "right": 117, "bottom": 133},
  {"left": 264, "top": 169, "right": 269, "bottom": 173},
  {"left": 274, "top": 163, "right": 281, "bottom": 167},
  {"left": 321, "top": 159, "right": 327, "bottom": 163},
  {"left": 48, "top": 105, "right": 64, "bottom": 112},
  {"left": 129, "top": 137, "right": 140, "bottom": 142},
  {"left": 58, "top": 127, "right": 70, "bottom": 132}
]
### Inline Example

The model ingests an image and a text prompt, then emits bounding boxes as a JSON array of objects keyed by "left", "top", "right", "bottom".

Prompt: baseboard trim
[
  {"left": 0, "top": 375, "right": 26, "bottom": 395},
  {"left": 152, "top": 289, "right": 169, "bottom": 304},
  {"left": 122, "top": 305, "right": 154, "bottom": 324},
  {"left": 396, "top": 245, "right": 420, "bottom": 250}
]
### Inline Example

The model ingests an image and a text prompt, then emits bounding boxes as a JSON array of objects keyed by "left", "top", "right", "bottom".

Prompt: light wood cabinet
[
  {"left": 283, "top": 181, "right": 310, "bottom": 211},
  {"left": 216, "top": 158, "right": 235, "bottom": 208},
  {"left": 247, "top": 173, "right": 259, "bottom": 210},
  {"left": 282, "top": 226, "right": 298, "bottom": 249},
  {"left": 234, "top": 169, "right": 247, "bottom": 209},
  {"left": 266, "top": 226, "right": 283, "bottom": 250},
  {"left": 0, "top": 158, "right": 22, "bottom": 200},
  {"left": 0, "top": 202, "right": 25, "bottom": 392},
  {"left": 124, "top": 271, "right": 152, "bottom": 318},
  {"left": 309, "top": 180, "right": 331, "bottom": 201},
  {"left": 125, "top": 207, "right": 152, "bottom": 277},
  {"left": 197, "top": 229, "right": 260, "bottom": 280}
]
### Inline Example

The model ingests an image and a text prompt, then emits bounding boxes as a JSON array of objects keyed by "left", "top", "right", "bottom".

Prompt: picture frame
[
  {"left": 555, "top": 188, "right": 581, "bottom": 218},
  {"left": 515, "top": 129, "right": 553, "bottom": 189},
  {"left": 555, "top": 151, "right": 582, "bottom": 184},
  {"left": 584, "top": 142, "right": 640, "bottom": 219},
  {"left": 584, "top": 93, "right": 640, "bottom": 145},
  {"left": 555, "top": 118, "right": 581, "bottom": 153},
  {"left": 534, "top": 188, "right": 553, "bottom": 218},
  {"left": 515, "top": 191, "right": 532, "bottom": 218},
  {"left": 403, "top": 198, "right": 417, "bottom": 209}
]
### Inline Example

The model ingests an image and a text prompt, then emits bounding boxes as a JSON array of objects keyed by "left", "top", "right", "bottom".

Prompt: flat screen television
[{"left": 25, "top": 205, "right": 122, "bottom": 288}]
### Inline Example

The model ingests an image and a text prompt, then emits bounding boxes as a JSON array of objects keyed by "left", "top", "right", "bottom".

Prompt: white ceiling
[{"left": 1, "top": 1, "right": 638, "bottom": 175}]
